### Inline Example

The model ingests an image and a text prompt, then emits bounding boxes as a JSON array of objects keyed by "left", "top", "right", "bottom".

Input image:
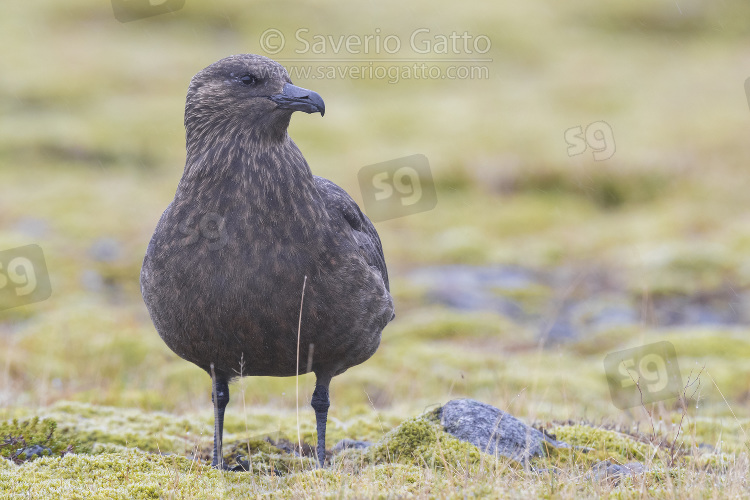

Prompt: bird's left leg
[
  {"left": 311, "top": 374, "right": 332, "bottom": 467},
  {"left": 211, "top": 372, "right": 230, "bottom": 469}
]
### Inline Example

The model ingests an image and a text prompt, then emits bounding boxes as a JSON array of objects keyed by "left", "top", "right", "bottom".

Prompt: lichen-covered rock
[{"left": 439, "top": 399, "right": 570, "bottom": 463}]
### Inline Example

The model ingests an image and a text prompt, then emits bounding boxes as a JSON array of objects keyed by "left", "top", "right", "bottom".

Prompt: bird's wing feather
[{"left": 313, "top": 176, "right": 390, "bottom": 291}]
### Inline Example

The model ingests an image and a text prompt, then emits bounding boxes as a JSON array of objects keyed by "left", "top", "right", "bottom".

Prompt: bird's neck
[{"left": 178, "top": 129, "right": 326, "bottom": 223}]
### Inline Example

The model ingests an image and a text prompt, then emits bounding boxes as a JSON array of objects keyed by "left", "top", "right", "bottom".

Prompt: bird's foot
[
  {"left": 210, "top": 458, "right": 232, "bottom": 471},
  {"left": 315, "top": 447, "right": 330, "bottom": 468},
  {"left": 212, "top": 456, "right": 256, "bottom": 472}
]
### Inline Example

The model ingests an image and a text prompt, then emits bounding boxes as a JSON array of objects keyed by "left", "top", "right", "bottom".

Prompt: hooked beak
[{"left": 268, "top": 83, "right": 325, "bottom": 116}]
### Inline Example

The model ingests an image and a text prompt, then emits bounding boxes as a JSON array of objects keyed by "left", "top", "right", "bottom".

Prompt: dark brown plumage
[{"left": 140, "top": 54, "right": 394, "bottom": 468}]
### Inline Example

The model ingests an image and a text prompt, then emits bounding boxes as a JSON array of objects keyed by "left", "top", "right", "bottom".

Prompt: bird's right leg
[
  {"left": 211, "top": 372, "right": 230, "bottom": 469},
  {"left": 311, "top": 374, "right": 331, "bottom": 467}
]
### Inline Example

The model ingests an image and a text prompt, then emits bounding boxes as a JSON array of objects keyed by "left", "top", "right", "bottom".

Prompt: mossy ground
[
  {"left": 4, "top": 0, "right": 750, "bottom": 497},
  {"left": 2, "top": 405, "right": 749, "bottom": 498}
]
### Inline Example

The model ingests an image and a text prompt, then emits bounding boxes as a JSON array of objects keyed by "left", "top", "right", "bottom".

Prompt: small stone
[
  {"left": 12, "top": 217, "right": 50, "bottom": 238},
  {"left": 332, "top": 439, "right": 373, "bottom": 453},
  {"left": 88, "top": 237, "right": 122, "bottom": 262},
  {"left": 589, "top": 460, "right": 647, "bottom": 481},
  {"left": 17, "top": 445, "right": 52, "bottom": 461}
]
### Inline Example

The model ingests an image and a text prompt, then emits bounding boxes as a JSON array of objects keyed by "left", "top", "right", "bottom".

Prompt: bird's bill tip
[{"left": 269, "top": 83, "right": 325, "bottom": 116}]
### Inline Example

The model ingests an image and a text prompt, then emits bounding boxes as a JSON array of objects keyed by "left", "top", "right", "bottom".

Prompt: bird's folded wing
[{"left": 313, "top": 176, "right": 390, "bottom": 292}]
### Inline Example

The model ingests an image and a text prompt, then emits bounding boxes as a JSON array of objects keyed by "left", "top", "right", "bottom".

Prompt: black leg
[
  {"left": 311, "top": 380, "right": 331, "bottom": 467},
  {"left": 211, "top": 375, "right": 230, "bottom": 469}
]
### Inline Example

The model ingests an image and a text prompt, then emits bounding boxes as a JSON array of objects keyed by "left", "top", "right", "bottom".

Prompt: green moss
[
  {"left": 35, "top": 402, "right": 211, "bottom": 455},
  {"left": 490, "top": 283, "right": 552, "bottom": 315},
  {"left": 218, "top": 437, "right": 316, "bottom": 474},
  {"left": 549, "top": 424, "right": 655, "bottom": 465},
  {"left": 386, "top": 308, "right": 515, "bottom": 342},
  {"left": 568, "top": 326, "right": 641, "bottom": 356},
  {"left": 2, "top": 404, "right": 750, "bottom": 498},
  {"left": 692, "top": 451, "right": 741, "bottom": 471},
  {"left": 0, "top": 452, "right": 261, "bottom": 499},
  {"left": 0, "top": 417, "right": 90, "bottom": 464},
  {"left": 325, "top": 410, "right": 402, "bottom": 444},
  {"left": 226, "top": 436, "right": 283, "bottom": 457},
  {"left": 500, "top": 164, "right": 668, "bottom": 209},
  {"left": 234, "top": 451, "right": 317, "bottom": 475},
  {"left": 367, "top": 411, "right": 482, "bottom": 468},
  {"left": 5, "top": 0, "right": 750, "bottom": 496},
  {"left": 682, "top": 417, "right": 750, "bottom": 456},
  {"left": 667, "top": 331, "right": 750, "bottom": 360}
]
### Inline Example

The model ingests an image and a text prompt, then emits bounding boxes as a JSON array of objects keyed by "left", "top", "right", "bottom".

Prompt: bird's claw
[{"left": 210, "top": 460, "right": 232, "bottom": 471}]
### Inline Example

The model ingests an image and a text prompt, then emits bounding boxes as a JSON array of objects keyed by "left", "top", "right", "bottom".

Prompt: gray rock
[
  {"left": 17, "top": 445, "right": 52, "bottom": 461},
  {"left": 80, "top": 268, "right": 106, "bottom": 292},
  {"left": 88, "top": 237, "right": 122, "bottom": 262},
  {"left": 439, "top": 399, "right": 571, "bottom": 463},
  {"left": 407, "top": 265, "right": 535, "bottom": 319},
  {"left": 589, "top": 460, "right": 646, "bottom": 481},
  {"left": 12, "top": 217, "right": 50, "bottom": 238},
  {"left": 405, "top": 264, "right": 750, "bottom": 341},
  {"left": 695, "top": 442, "right": 716, "bottom": 453},
  {"left": 332, "top": 439, "right": 373, "bottom": 453},
  {"left": 651, "top": 294, "right": 742, "bottom": 327}
]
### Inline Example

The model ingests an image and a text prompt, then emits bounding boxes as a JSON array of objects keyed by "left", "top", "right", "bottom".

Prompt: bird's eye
[{"left": 239, "top": 74, "right": 258, "bottom": 85}]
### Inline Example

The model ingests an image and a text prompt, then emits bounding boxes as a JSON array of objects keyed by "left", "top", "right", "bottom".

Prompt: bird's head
[{"left": 185, "top": 54, "right": 325, "bottom": 144}]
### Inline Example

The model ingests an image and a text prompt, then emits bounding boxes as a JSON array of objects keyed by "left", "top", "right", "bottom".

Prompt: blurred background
[{"left": 2, "top": 0, "right": 750, "bottom": 438}]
